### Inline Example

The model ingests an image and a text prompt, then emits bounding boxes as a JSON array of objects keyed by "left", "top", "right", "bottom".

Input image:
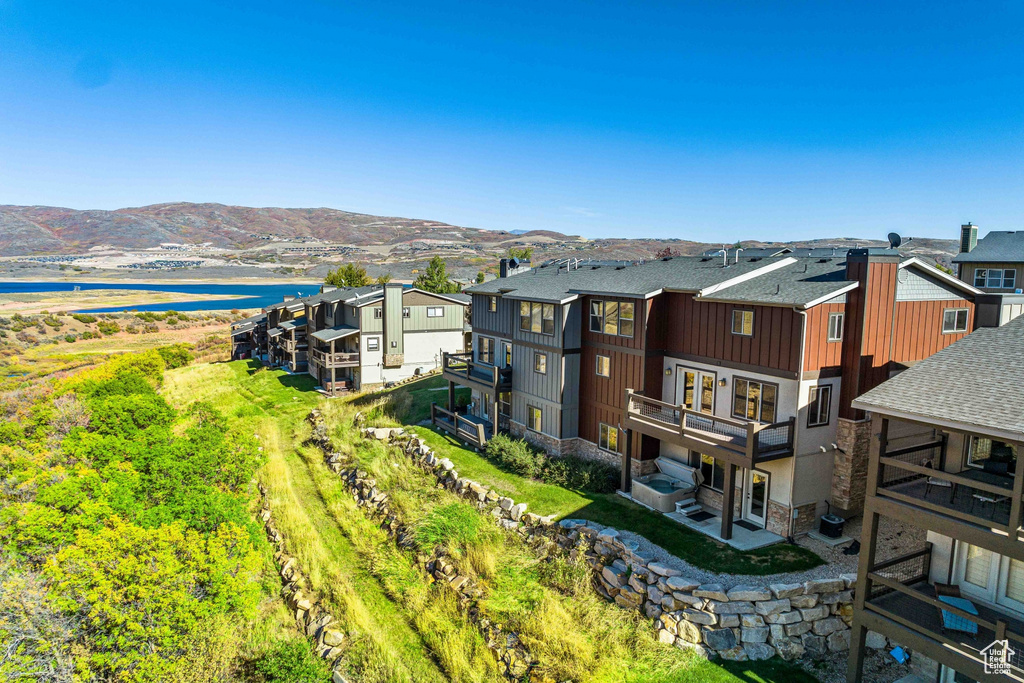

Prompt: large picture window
[
  {"left": 588, "top": 300, "right": 635, "bottom": 337},
  {"left": 967, "top": 436, "right": 1017, "bottom": 472},
  {"left": 478, "top": 336, "right": 494, "bottom": 365},
  {"left": 599, "top": 423, "right": 618, "bottom": 452},
  {"left": 942, "top": 308, "right": 969, "bottom": 334},
  {"left": 733, "top": 378, "right": 777, "bottom": 423},
  {"left": 698, "top": 453, "right": 725, "bottom": 492},
  {"left": 519, "top": 301, "right": 555, "bottom": 335},
  {"left": 956, "top": 543, "right": 1024, "bottom": 614}
]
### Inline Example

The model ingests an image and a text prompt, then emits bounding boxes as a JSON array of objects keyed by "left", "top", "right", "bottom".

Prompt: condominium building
[
  {"left": 848, "top": 315, "right": 1024, "bottom": 683},
  {"left": 437, "top": 248, "right": 982, "bottom": 545},
  {"left": 953, "top": 224, "right": 1024, "bottom": 327}
]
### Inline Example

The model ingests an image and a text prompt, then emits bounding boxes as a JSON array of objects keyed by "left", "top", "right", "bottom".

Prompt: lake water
[{"left": 0, "top": 281, "right": 321, "bottom": 313}]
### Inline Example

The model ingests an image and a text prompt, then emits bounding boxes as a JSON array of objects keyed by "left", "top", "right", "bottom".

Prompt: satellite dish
[
  {"left": 887, "top": 232, "right": 902, "bottom": 249},
  {"left": 509, "top": 257, "right": 520, "bottom": 269}
]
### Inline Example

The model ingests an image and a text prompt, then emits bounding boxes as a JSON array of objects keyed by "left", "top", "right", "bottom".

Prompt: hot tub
[{"left": 631, "top": 457, "right": 703, "bottom": 512}]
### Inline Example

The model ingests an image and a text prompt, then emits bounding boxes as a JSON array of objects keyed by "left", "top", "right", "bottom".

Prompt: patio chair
[
  {"left": 971, "top": 491, "right": 1010, "bottom": 518},
  {"left": 923, "top": 460, "right": 955, "bottom": 502},
  {"left": 936, "top": 594, "right": 980, "bottom": 636}
]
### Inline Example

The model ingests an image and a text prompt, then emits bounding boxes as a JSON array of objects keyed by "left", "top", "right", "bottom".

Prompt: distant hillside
[{"left": 0, "top": 202, "right": 960, "bottom": 268}]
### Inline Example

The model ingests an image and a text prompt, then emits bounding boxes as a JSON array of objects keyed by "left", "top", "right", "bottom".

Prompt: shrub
[
  {"left": 484, "top": 434, "right": 544, "bottom": 479},
  {"left": 252, "top": 639, "right": 332, "bottom": 683},
  {"left": 64, "top": 334, "right": 77, "bottom": 343},
  {"left": 543, "top": 456, "right": 618, "bottom": 493},
  {"left": 96, "top": 321, "right": 121, "bottom": 335},
  {"left": 412, "top": 503, "right": 483, "bottom": 552},
  {"left": 42, "top": 316, "right": 63, "bottom": 329},
  {"left": 71, "top": 314, "right": 97, "bottom": 324},
  {"left": 156, "top": 344, "right": 194, "bottom": 369}
]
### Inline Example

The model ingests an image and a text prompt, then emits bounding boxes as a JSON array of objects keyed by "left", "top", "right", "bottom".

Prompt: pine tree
[{"left": 413, "top": 256, "right": 461, "bottom": 294}]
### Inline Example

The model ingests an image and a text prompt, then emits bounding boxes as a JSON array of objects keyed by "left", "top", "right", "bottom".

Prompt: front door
[
  {"left": 676, "top": 367, "right": 715, "bottom": 414},
  {"left": 743, "top": 470, "right": 769, "bottom": 528}
]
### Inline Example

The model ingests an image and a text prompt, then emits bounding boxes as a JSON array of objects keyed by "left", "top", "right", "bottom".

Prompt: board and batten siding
[
  {"left": 561, "top": 352, "right": 580, "bottom": 438},
  {"left": 511, "top": 393, "right": 562, "bottom": 439},
  {"left": 404, "top": 305, "right": 463, "bottom": 331},
  {"left": 891, "top": 299, "right": 973, "bottom": 364},
  {"left": 663, "top": 293, "right": 802, "bottom": 375},
  {"left": 803, "top": 301, "right": 846, "bottom": 373},
  {"left": 471, "top": 294, "right": 515, "bottom": 337},
  {"left": 360, "top": 305, "right": 383, "bottom": 333},
  {"left": 512, "top": 345, "right": 562, "bottom": 404}
]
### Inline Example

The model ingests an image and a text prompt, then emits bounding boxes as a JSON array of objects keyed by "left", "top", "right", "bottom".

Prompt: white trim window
[
  {"left": 599, "top": 423, "right": 618, "bottom": 452},
  {"left": 478, "top": 336, "right": 495, "bottom": 365},
  {"left": 827, "top": 312, "right": 844, "bottom": 342},
  {"left": 975, "top": 268, "right": 1017, "bottom": 290},
  {"left": 426, "top": 307, "right": 444, "bottom": 318},
  {"left": 807, "top": 385, "right": 832, "bottom": 427},
  {"left": 955, "top": 543, "right": 1024, "bottom": 616},
  {"left": 366, "top": 337, "right": 380, "bottom": 351},
  {"left": 942, "top": 308, "right": 969, "bottom": 334},
  {"left": 402, "top": 306, "right": 411, "bottom": 318},
  {"left": 373, "top": 307, "right": 383, "bottom": 319},
  {"left": 595, "top": 354, "right": 610, "bottom": 377},
  {"left": 589, "top": 300, "right": 635, "bottom": 337},
  {"left": 731, "top": 309, "right": 754, "bottom": 336}
]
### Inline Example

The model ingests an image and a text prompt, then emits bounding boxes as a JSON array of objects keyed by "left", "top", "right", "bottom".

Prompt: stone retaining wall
[
  {"left": 256, "top": 484, "right": 350, "bottom": 681},
  {"left": 357, "top": 423, "right": 896, "bottom": 664}
]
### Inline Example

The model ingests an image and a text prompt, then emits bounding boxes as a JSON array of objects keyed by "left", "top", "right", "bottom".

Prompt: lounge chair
[{"left": 923, "top": 460, "right": 955, "bottom": 502}]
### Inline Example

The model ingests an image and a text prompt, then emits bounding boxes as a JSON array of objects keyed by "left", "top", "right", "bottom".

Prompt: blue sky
[{"left": 1, "top": 1, "right": 1022, "bottom": 242}]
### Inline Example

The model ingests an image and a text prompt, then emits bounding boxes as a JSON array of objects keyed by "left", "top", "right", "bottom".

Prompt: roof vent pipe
[
  {"left": 717, "top": 248, "right": 728, "bottom": 266},
  {"left": 734, "top": 247, "right": 744, "bottom": 264}
]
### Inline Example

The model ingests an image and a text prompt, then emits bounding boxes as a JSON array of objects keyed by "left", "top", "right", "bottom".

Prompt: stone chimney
[
  {"left": 382, "top": 284, "right": 404, "bottom": 368},
  {"left": 960, "top": 223, "right": 978, "bottom": 254}
]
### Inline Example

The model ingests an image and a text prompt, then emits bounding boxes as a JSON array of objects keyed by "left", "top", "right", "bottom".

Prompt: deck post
[
  {"left": 1009, "top": 439, "right": 1024, "bottom": 540},
  {"left": 721, "top": 463, "right": 736, "bottom": 541},
  {"left": 448, "top": 380, "right": 455, "bottom": 413},
  {"left": 329, "top": 338, "right": 336, "bottom": 395},
  {"left": 621, "top": 428, "right": 632, "bottom": 493}
]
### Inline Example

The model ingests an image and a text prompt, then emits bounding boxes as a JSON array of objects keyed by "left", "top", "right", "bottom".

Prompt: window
[
  {"left": 967, "top": 436, "right": 1017, "bottom": 470},
  {"left": 534, "top": 352, "right": 547, "bottom": 374},
  {"left": 595, "top": 354, "right": 610, "bottom": 377},
  {"left": 957, "top": 544, "right": 1024, "bottom": 612},
  {"left": 733, "top": 378, "right": 777, "bottom": 423},
  {"left": 478, "top": 336, "right": 494, "bottom": 365},
  {"left": 680, "top": 369, "right": 715, "bottom": 414},
  {"left": 942, "top": 308, "right": 969, "bottom": 333},
  {"left": 373, "top": 307, "right": 383, "bottom": 319},
  {"left": 975, "top": 268, "right": 1017, "bottom": 289},
  {"left": 827, "top": 312, "right": 844, "bottom": 342},
  {"left": 589, "top": 299, "right": 635, "bottom": 337},
  {"left": 402, "top": 307, "right": 410, "bottom": 318},
  {"left": 390, "top": 340, "right": 397, "bottom": 348},
  {"left": 487, "top": 296, "right": 497, "bottom": 312},
  {"left": 426, "top": 307, "right": 443, "bottom": 318},
  {"left": 527, "top": 405, "right": 542, "bottom": 432},
  {"left": 366, "top": 337, "right": 380, "bottom": 351},
  {"left": 807, "top": 385, "right": 832, "bottom": 427},
  {"left": 519, "top": 301, "right": 556, "bottom": 335},
  {"left": 599, "top": 423, "right": 618, "bottom": 452},
  {"left": 731, "top": 309, "right": 754, "bottom": 336},
  {"left": 699, "top": 453, "right": 725, "bottom": 491}
]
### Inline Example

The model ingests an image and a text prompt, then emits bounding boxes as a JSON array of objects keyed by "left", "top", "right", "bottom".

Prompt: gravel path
[{"left": 585, "top": 512, "right": 924, "bottom": 588}]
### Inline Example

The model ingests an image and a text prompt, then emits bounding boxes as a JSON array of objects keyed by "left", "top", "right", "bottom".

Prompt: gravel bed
[{"left": 798, "top": 648, "right": 909, "bottom": 683}]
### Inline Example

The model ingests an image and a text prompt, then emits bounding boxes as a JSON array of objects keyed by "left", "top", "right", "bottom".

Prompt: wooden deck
[{"left": 431, "top": 404, "right": 493, "bottom": 449}]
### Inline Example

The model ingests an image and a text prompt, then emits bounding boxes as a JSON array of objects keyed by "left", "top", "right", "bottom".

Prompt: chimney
[
  {"left": 320, "top": 284, "right": 337, "bottom": 293},
  {"left": 282, "top": 295, "right": 296, "bottom": 302},
  {"left": 960, "top": 223, "right": 978, "bottom": 254},
  {"left": 499, "top": 258, "right": 532, "bottom": 278},
  {"left": 382, "top": 283, "right": 404, "bottom": 368}
]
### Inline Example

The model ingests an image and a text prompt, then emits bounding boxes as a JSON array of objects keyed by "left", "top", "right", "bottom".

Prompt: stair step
[{"left": 678, "top": 504, "right": 703, "bottom": 516}]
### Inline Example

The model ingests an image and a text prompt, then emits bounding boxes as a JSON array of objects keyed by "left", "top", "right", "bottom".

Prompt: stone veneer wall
[
  {"left": 359, "top": 423, "right": 895, "bottom": 664},
  {"left": 831, "top": 418, "right": 873, "bottom": 514}
]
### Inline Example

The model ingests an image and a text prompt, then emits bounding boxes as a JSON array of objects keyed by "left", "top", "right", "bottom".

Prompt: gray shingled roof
[
  {"left": 952, "top": 231, "right": 1024, "bottom": 264},
  {"left": 700, "top": 258, "right": 853, "bottom": 306},
  {"left": 853, "top": 315, "right": 1024, "bottom": 441},
  {"left": 309, "top": 325, "right": 359, "bottom": 343}
]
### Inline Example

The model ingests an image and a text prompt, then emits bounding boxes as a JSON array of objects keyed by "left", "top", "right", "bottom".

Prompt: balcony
[
  {"left": 622, "top": 389, "right": 795, "bottom": 468},
  {"left": 310, "top": 349, "right": 359, "bottom": 368},
  {"left": 860, "top": 545, "right": 1024, "bottom": 681},
  {"left": 431, "top": 404, "right": 493, "bottom": 450},
  {"left": 441, "top": 352, "right": 512, "bottom": 394}
]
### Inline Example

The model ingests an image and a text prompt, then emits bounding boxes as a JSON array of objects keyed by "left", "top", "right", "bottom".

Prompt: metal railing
[
  {"left": 868, "top": 545, "right": 933, "bottom": 601},
  {"left": 442, "top": 352, "right": 512, "bottom": 388},
  {"left": 624, "top": 390, "right": 794, "bottom": 463}
]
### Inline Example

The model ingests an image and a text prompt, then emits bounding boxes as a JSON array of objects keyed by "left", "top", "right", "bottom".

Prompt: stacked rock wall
[{"left": 355, "top": 422, "right": 882, "bottom": 664}]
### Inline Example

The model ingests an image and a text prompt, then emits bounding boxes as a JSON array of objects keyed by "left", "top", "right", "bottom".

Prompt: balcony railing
[
  {"left": 431, "top": 403, "right": 491, "bottom": 449},
  {"left": 310, "top": 349, "right": 359, "bottom": 368},
  {"left": 441, "top": 352, "right": 512, "bottom": 390},
  {"left": 623, "top": 389, "right": 795, "bottom": 465},
  {"left": 863, "top": 547, "right": 1024, "bottom": 679}
]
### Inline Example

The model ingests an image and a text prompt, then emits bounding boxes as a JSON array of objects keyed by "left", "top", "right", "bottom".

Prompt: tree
[
  {"left": 475, "top": 271, "right": 485, "bottom": 284},
  {"left": 324, "top": 263, "right": 369, "bottom": 288},
  {"left": 413, "top": 256, "right": 462, "bottom": 294},
  {"left": 375, "top": 273, "right": 393, "bottom": 285},
  {"left": 507, "top": 246, "right": 533, "bottom": 262},
  {"left": 654, "top": 246, "right": 680, "bottom": 259}
]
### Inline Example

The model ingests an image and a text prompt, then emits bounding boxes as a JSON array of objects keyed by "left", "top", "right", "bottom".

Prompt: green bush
[
  {"left": 156, "top": 344, "right": 194, "bottom": 369},
  {"left": 71, "top": 313, "right": 98, "bottom": 324},
  {"left": 42, "top": 316, "right": 63, "bottom": 329},
  {"left": 252, "top": 640, "right": 332, "bottom": 682},
  {"left": 64, "top": 334, "right": 77, "bottom": 343},
  {"left": 483, "top": 434, "right": 618, "bottom": 493},
  {"left": 97, "top": 321, "right": 121, "bottom": 335},
  {"left": 412, "top": 502, "right": 483, "bottom": 552},
  {"left": 484, "top": 434, "right": 544, "bottom": 478}
]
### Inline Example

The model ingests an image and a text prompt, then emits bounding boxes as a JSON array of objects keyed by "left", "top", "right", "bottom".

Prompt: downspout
[{"left": 789, "top": 306, "right": 808, "bottom": 540}]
